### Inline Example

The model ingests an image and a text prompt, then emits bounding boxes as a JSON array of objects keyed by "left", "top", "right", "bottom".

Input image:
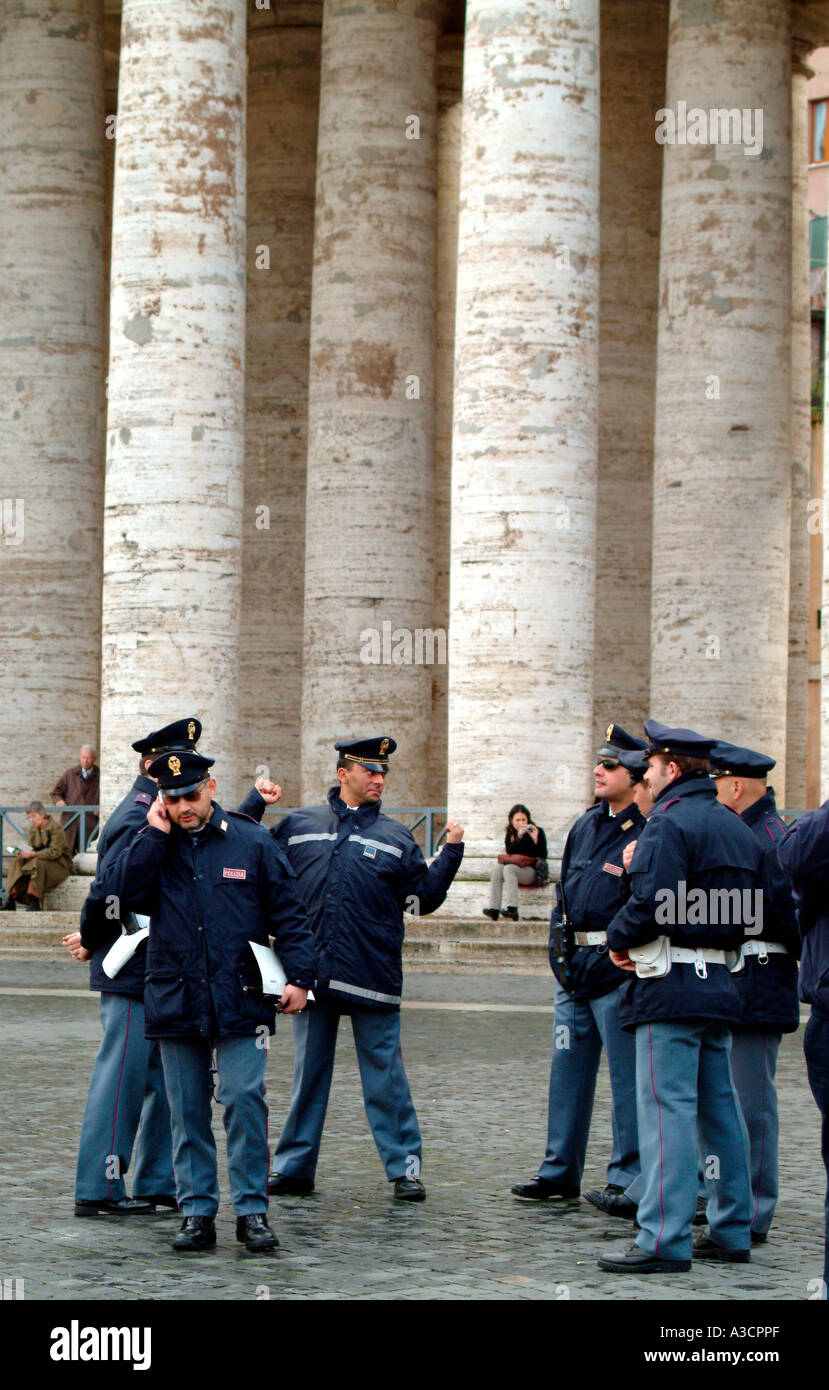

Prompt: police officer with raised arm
[
  {"left": 510, "top": 724, "right": 646, "bottom": 1218},
  {"left": 709, "top": 740, "right": 799, "bottom": 1245},
  {"left": 600, "top": 721, "right": 759, "bottom": 1274},
  {"left": 265, "top": 736, "right": 464, "bottom": 1202},
  {"left": 101, "top": 749, "right": 317, "bottom": 1253}
]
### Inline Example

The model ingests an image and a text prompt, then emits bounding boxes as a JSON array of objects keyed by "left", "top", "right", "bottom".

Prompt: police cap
[
  {"left": 334, "top": 736, "right": 397, "bottom": 773},
  {"left": 617, "top": 747, "right": 649, "bottom": 782},
  {"left": 598, "top": 723, "right": 649, "bottom": 763},
  {"left": 708, "top": 740, "right": 775, "bottom": 780},
  {"left": 643, "top": 720, "right": 716, "bottom": 759},
  {"left": 149, "top": 750, "right": 215, "bottom": 795},
  {"left": 132, "top": 717, "right": 202, "bottom": 756}
]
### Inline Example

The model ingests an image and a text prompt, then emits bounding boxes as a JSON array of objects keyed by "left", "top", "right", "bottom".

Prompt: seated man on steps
[{"left": 2, "top": 801, "right": 73, "bottom": 912}]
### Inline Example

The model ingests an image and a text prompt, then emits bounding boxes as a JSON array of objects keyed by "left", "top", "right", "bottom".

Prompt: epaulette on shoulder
[
  {"left": 657, "top": 796, "right": 681, "bottom": 814},
  {"left": 134, "top": 792, "right": 152, "bottom": 806},
  {"left": 764, "top": 816, "right": 786, "bottom": 842},
  {"left": 228, "top": 810, "right": 257, "bottom": 824}
]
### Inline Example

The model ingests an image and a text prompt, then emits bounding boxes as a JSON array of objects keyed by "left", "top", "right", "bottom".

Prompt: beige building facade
[{"left": 2, "top": 0, "right": 829, "bottom": 855}]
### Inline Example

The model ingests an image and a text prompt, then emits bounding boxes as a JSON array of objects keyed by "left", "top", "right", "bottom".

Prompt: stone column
[
  {"left": 650, "top": 0, "right": 791, "bottom": 785},
  {"left": 787, "top": 41, "right": 813, "bottom": 809},
  {"left": 594, "top": 0, "right": 668, "bottom": 746},
  {"left": 100, "top": 0, "right": 247, "bottom": 812},
  {"left": 0, "top": 2, "right": 106, "bottom": 803},
  {"left": 426, "top": 33, "right": 463, "bottom": 809},
  {"left": 302, "top": 0, "right": 438, "bottom": 805},
  {"left": 242, "top": 27, "right": 321, "bottom": 806},
  {"left": 448, "top": 0, "right": 600, "bottom": 849}
]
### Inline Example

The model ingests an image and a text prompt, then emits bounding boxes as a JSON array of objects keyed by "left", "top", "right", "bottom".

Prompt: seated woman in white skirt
[{"left": 483, "top": 804, "right": 548, "bottom": 922}]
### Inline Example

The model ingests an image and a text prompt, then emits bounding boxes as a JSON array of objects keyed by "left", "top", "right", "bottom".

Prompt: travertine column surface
[
  {"left": 302, "top": 0, "right": 438, "bottom": 805},
  {"left": 448, "top": 0, "right": 600, "bottom": 850},
  {"left": 100, "top": 0, "right": 247, "bottom": 813},
  {"left": 0, "top": 2, "right": 106, "bottom": 803},
  {"left": 788, "top": 46, "right": 812, "bottom": 810},
  {"left": 242, "top": 28, "right": 320, "bottom": 806},
  {"left": 593, "top": 0, "right": 667, "bottom": 746},
  {"left": 427, "top": 33, "right": 463, "bottom": 809},
  {"left": 650, "top": 0, "right": 791, "bottom": 784}
]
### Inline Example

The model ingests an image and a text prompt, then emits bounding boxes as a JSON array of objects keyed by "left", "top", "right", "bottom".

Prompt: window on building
[{"left": 812, "top": 99, "right": 828, "bottom": 164}]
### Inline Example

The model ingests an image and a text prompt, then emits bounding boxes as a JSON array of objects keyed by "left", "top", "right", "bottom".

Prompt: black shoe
[
  {"left": 751, "top": 1230, "right": 768, "bottom": 1246},
  {"left": 511, "top": 1177, "right": 580, "bottom": 1202},
  {"left": 692, "top": 1195, "right": 708, "bottom": 1225},
  {"left": 236, "top": 1214, "right": 279, "bottom": 1251},
  {"left": 393, "top": 1178, "right": 426, "bottom": 1201},
  {"left": 267, "top": 1173, "right": 315, "bottom": 1196},
  {"left": 599, "top": 1241, "right": 691, "bottom": 1274},
  {"left": 26, "top": 897, "right": 40, "bottom": 912},
  {"left": 693, "top": 1232, "right": 750, "bottom": 1263},
  {"left": 585, "top": 1184, "right": 638, "bottom": 1221},
  {"left": 75, "top": 1197, "right": 155, "bottom": 1217},
  {"left": 139, "top": 1193, "right": 178, "bottom": 1211},
  {"left": 0, "top": 895, "right": 16, "bottom": 911},
  {"left": 502, "top": 906, "right": 519, "bottom": 921},
  {"left": 482, "top": 908, "right": 500, "bottom": 921},
  {"left": 172, "top": 1215, "right": 216, "bottom": 1251}
]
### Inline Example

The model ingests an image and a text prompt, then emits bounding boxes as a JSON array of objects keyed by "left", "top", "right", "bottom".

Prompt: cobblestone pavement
[{"left": 0, "top": 961, "right": 825, "bottom": 1302}]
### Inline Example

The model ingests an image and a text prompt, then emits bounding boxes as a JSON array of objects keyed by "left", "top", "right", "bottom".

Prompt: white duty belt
[
  {"left": 573, "top": 930, "right": 607, "bottom": 947},
  {"left": 731, "top": 939, "right": 788, "bottom": 972},
  {"left": 629, "top": 937, "right": 736, "bottom": 980}
]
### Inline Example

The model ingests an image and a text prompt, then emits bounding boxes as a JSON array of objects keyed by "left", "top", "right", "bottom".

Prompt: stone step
[
  {"left": 428, "top": 877, "right": 554, "bottom": 920},
  {"left": 402, "top": 937, "right": 548, "bottom": 969},
  {"left": 452, "top": 856, "right": 562, "bottom": 883},
  {"left": 410, "top": 915, "right": 547, "bottom": 941}
]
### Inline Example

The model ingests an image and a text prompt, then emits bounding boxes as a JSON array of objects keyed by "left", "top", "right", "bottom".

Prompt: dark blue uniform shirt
[
  {"left": 549, "top": 798, "right": 646, "bottom": 1000},
  {"left": 100, "top": 801, "right": 317, "bottom": 1039},
  {"left": 271, "top": 786, "right": 464, "bottom": 1011},
  {"left": 733, "top": 788, "right": 799, "bottom": 1033},
  {"left": 778, "top": 799, "right": 829, "bottom": 1023},
  {"left": 80, "top": 775, "right": 157, "bottom": 1000},
  {"left": 606, "top": 772, "right": 761, "bottom": 1030}
]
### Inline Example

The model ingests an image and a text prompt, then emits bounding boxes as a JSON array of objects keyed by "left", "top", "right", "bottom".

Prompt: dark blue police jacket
[
  {"left": 100, "top": 802, "right": 317, "bottom": 1039},
  {"left": 270, "top": 786, "right": 464, "bottom": 1011},
  {"left": 606, "top": 772, "right": 761, "bottom": 1030},
  {"left": 80, "top": 775, "right": 157, "bottom": 1000},
  {"left": 549, "top": 798, "right": 645, "bottom": 1000},
  {"left": 777, "top": 799, "right": 829, "bottom": 1023},
  {"left": 733, "top": 789, "right": 799, "bottom": 1034}
]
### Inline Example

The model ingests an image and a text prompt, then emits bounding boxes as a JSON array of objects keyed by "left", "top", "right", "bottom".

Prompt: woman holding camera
[{"left": 483, "top": 804, "right": 548, "bottom": 922}]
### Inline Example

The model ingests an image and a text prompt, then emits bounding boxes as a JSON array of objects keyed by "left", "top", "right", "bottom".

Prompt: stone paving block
[{"left": 0, "top": 963, "right": 824, "bottom": 1302}]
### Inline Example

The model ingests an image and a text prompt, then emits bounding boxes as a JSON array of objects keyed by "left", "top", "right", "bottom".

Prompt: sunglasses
[
  {"left": 161, "top": 780, "right": 209, "bottom": 805},
  {"left": 598, "top": 758, "right": 620, "bottom": 771}
]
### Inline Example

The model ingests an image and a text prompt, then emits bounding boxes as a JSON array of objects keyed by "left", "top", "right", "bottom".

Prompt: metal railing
[
  {"left": 0, "top": 804, "right": 450, "bottom": 861},
  {"left": 0, "top": 806, "right": 99, "bottom": 856}
]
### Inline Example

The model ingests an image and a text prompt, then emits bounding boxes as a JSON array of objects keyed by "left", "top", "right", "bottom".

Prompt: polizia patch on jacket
[
  {"left": 223, "top": 867, "right": 247, "bottom": 880},
  {"left": 602, "top": 861, "right": 624, "bottom": 876}
]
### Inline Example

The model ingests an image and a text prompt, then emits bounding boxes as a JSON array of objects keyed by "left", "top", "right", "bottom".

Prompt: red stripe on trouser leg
[
  {"left": 752, "top": 1036, "right": 768, "bottom": 1230},
  {"left": 648, "top": 1023, "right": 667, "bottom": 1256},
  {"left": 107, "top": 1000, "right": 132, "bottom": 1198}
]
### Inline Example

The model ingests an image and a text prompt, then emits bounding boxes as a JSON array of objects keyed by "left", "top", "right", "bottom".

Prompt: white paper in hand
[
  {"left": 249, "top": 940, "right": 315, "bottom": 1001},
  {"left": 249, "top": 940, "right": 287, "bottom": 995},
  {"left": 102, "top": 919, "right": 150, "bottom": 979}
]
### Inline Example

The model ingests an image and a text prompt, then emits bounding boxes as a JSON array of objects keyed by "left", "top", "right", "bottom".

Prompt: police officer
[
  {"left": 777, "top": 800, "right": 829, "bottom": 1297},
  {"left": 511, "top": 725, "right": 646, "bottom": 1217},
  {"left": 66, "top": 718, "right": 203, "bottom": 1217},
  {"left": 266, "top": 737, "right": 464, "bottom": 1201},
  {"left": 600, "top": 721, "right": 759, "bottom": 1273},
  {"left": 101, "top": 750, "right": 317, "bottom": 1253},
  {"left": 709, "top": 741, "right": 799, "bottom": 1245}
]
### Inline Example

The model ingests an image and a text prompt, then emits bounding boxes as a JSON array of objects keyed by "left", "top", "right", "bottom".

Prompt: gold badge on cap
[
  {"left": 168, "top": 755, "right": 181, "bottom": 777},
  {"left": 606, "top": 724, "right": 613, "bottom": 742},
  {"left": 379, "top": 738, "right": 389, "bottom": 755},
  {"left": 188, "top": 721, "right": 196, "bottom": 741}
]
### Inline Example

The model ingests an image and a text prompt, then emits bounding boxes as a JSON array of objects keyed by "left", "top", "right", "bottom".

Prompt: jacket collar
[
  {"left": 327, "top": 784, "right": 380, "bottom": 824},
  {"left": 740, "top": 787, "right": 776, "bottom": 827},
  {"left": 652, "top": 770, "right": 715, "bottom": 809}
]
